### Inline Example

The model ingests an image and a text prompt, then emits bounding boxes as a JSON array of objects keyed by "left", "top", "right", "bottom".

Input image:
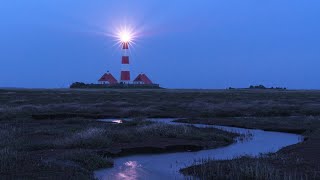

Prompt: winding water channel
[{"left": 95, "top": 118, "right": 303, "bottom": 180}]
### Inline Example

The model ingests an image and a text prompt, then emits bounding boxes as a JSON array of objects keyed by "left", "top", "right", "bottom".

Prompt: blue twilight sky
[{"left": 0, "top": 1, "right": 319, "bottom": 89}]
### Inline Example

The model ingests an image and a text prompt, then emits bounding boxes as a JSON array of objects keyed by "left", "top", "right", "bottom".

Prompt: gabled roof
[
  {"left": 133, "top": 73, "right": 153, "bottom": 84},
  {"left": 98, "top": 72, "right": 118, "bottom": 84}
]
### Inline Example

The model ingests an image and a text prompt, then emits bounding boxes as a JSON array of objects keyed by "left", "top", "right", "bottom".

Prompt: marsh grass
[
  {"left": 181, "top": 155, "right": 311, "bottom": 180},
  {"left": 2, "top": 89, "right": 320, "bottom": 120},
  {"left": 0, "top": 148, "right": 20, "bottom": 174},
  {"left": 0, "top": 149, "right": 94, "bottom": 179},
  {"left": 135, "top": 123, "right": 235, "bottom": 142},
  {"left": 58, "top": 127, "right": 112, "bottom": 148},
  {"left": 55, "top": 120, "right": 235, "bottom": 149},
  {"left": 61, "top": 150, "right": 114, "bottom": 170}
]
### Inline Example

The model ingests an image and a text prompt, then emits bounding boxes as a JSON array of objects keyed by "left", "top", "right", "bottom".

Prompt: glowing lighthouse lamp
[
  {"left": 117, "top": 30, "right": 134, "bottom": 84},
  {"left": 119, "top": 31, "right": 132, "bottom": 43}
]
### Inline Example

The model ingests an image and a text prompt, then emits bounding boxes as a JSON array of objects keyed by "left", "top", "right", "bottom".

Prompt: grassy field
[
  {"left": 1, "top": 88, "right": 320, "bottom": 179},
  {"left": 181, "top": 154, "right": 317, "bottom": 180},
  {"left": 2, "top": 89, "right": 320, "bottom": 120}
]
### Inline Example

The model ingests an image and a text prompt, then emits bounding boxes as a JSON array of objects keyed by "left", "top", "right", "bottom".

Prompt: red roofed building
[
  {"left": 98, "top": 72, "right": 118, "bottom": 84},
  {"left": 133, "top": 73, "right": 153, "bottom": 85}
]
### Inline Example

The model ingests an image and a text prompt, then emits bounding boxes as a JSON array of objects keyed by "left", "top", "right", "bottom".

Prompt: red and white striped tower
[{"left": 120, "top": 42, "right": 130, "bottom": 84}]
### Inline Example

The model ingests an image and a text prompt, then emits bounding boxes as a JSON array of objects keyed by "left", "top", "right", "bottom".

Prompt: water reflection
[
  {"left": 112, "top": 120, "right": 123, "bottom": 124},
  {"left": 97, "top": 119, "right": 123, "bottom": 124},
  {"left": 95, "top": 118, "right": 303, "bottom": 180},
  {"left": 115, "top": 161, "right": 143, "bottom": 180}
]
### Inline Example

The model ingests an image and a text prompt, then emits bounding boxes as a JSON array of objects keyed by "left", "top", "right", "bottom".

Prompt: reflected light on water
[
  {"left": 97, "top": 119, "right": 124, "bottom": 124},
  {"left": 116, "top": 161, "right": 142, "bottom": 180},
  {"left": 112, "top": 120, "right": 123, "bottom": 124},
  {"left": 124, "top": 161, "right": 139, "bottom": 168}
]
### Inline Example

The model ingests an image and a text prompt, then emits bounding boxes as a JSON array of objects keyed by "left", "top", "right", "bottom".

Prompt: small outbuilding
[
  {"left": 98, "top": 72, "right": 118, "bottom": 84},
  {"left": 133, "top": 73, "right": 153, "bottom": 85}
]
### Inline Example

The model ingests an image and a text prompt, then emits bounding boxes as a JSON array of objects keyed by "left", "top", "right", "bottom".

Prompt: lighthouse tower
[{"left": 120, "top": 42, "right": 130, "bottom": 84}]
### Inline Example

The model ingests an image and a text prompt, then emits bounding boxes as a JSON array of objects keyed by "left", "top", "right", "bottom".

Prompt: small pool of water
[
  {"left": 97, "top": 119, "right": 124, "bottom": 124},
  {"left": 95, "top": 118, "right": 303, "bottom": 180}
]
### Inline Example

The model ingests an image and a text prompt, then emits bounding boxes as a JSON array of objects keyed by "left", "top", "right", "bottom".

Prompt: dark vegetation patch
[
  {"left": 0, "top": 148, "right": 93, "bottom": 179},
  {"left": 61, "top": 150, "right": 114, "bottom": 171},
  {"left": 181, "top": 154, "right": 318, "bottom": 180},
  {"left": 69, "top": 82, "right": 161, "bottom": 89}
]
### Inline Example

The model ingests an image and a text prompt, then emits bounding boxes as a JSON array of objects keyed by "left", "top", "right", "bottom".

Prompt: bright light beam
[
  {"left": 119, "top": 30, "right": 132, "bottom": 43},
  {"left": 116, "top": 26, "right": 136, "bottom": 45}
]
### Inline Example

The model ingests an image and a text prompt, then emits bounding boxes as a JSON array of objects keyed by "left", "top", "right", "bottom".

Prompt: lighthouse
[
  {"left": 94, "top": 26, "right": 159, "bottom": 88},
  {"left": 120, "top": 42, "right": 130, "bottom": 84}
]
